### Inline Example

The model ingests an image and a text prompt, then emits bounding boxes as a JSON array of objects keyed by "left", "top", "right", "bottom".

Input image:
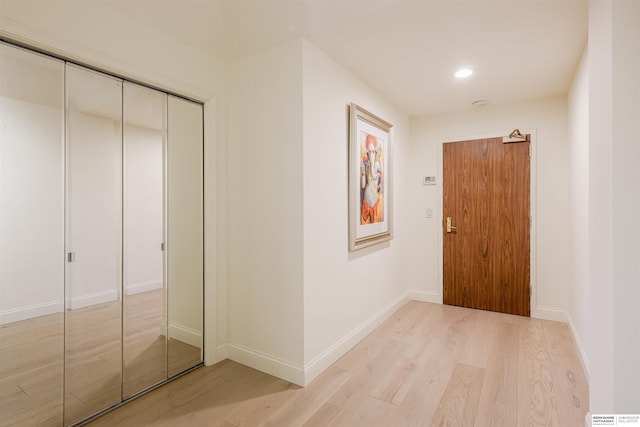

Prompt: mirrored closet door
[
  {"left": 64, "top": 64, "right": 124, "bottom": 425},
  {"left": 0, "top": 42, "right": 65, "bottom": 427},
  {"left": 122, "top": 82, "right": 167, "bottom": 399},
  {"left": 0, "top": 41, "right": 204, "bottom": 427},
  {"left": 167, "top": 96, "right": 204, "bottom": 377}
]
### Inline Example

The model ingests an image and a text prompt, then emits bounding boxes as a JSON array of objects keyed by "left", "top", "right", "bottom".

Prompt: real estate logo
[{"left": 592, "top": 414, "right": 640, "bottom": 426}]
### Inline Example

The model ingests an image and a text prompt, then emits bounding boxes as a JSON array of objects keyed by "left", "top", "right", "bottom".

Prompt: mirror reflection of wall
[
  {"left": 167, "top": 96, "right": 204, "bottom": 377},
  {"left": 0, "top": 42, "right": 65, "bottom": 427},
  {"left": 64, "top": 64, "right": 124, "bottom": 425},
  {"left": 123, "top": 82, "right": 167, "bottom": 399},
  {"left": 0, "top": 41, "right": 204, "bottom": 426}
]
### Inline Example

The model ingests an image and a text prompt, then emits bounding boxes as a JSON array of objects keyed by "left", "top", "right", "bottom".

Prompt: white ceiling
[
  {"left": 308, "top": 0, "right": 589, "bottom": 116},
  {"left": 5, "top": 0, "right": 588, "bottom": 118}
]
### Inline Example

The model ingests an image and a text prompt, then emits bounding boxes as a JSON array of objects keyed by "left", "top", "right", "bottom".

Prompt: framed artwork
[{"left": 348, "top": 103, "right": 393, "bottom": 251}]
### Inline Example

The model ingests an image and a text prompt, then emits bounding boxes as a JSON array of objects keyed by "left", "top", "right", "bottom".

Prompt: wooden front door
[{"left": 443, "top": 137, "right": 530, "bottom": 316}]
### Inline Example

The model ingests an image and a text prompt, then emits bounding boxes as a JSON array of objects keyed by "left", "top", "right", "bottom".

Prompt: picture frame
[{"left": 348, "top": 103, "right": 393, "bottom": 251}]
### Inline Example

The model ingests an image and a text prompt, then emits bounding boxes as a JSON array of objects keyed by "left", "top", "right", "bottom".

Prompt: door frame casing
[{"left": 437, "top": 129, "right": 539, "bottom": 318}]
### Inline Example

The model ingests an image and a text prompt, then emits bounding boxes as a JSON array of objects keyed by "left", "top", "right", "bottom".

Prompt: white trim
[
  {"left": 566, "top": 311, "right": 590, "bottom": 382},
  {"left": 438, "top": 129, "right": 538, "bottom": 317},
  {"left": 531, "top": 305, "right": 567, "bottom": 322},
  {"left": 67, "top": 289, "right": 118, "bottom": 310},
  {"left": 0, "top": 300, "right": 63, "bottom": 325},
  {"left": 203, "top": 99, "right": 218, "bottom": 367},
  {"left": 227, "top": 343, "right": 306, "bottom": 386},
  {"left": 125, "top": 280, "right": 163, "bottom": 295},
  {"left": 225, "top": 292, "right": 409, "bottom": 387},
  {"left": 529, "top": 130, "right": 539, "bottom": 319},
  {"left": 409, "top": 290, "right": 442, "bottom": 304},
  {"left": 303, "top": 291, "right": 409, "bottom": 386},
  {"left": 168, "top": 322, "right": 202, "bottom": 348},
  {"left": 215, "top": 343, "right": 229, "bottom": 363}
]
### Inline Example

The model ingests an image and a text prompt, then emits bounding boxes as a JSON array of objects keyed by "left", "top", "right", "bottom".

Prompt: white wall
[
  {"left": 225, "top": 40, "right": 305, "bottom": 381},
  {"left": 611, "top": 0, "right": 640, "bottom": 411},
  {"left": 588, "top": 0, "right": 640, "bottom": 413},
  {"left": 587, "top": 0, "right": 615, "bottom": 412},
  {"left": 409, "top": 96, "right": 571, "bottom": 320},
  {"left": 224, "top": 39, "right": 412, "bottom": 385},
  {"left": 567, "top": 47, "right": 590, "bottom": 378},
  {"left": 301, "top": 40, "right": 411, "bottom": 382}
]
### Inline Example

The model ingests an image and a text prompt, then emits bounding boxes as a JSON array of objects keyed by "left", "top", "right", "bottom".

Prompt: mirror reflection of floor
[
  {"left": 0, "top": 312, "right": 64, "bottom": 426},
  {"left": 124, "top": 288, "right": 168, "bottom": 399},
  {"left": 0, "top": 289, "right": 201, "bottom": 426}
]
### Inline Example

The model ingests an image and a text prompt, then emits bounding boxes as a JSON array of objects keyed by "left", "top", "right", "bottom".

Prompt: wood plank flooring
[{"left": 89, "top": 301, "right": 588, "bottom": 427}]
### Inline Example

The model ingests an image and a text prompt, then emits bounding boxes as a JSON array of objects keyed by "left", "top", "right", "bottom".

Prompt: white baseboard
[
  {"left": 227, "top": 343, "right": 305, "bottom": 386},
  {"left": 302, "top": 291, "right": 410, "bottom": 386},
  {"left": 0, "top": 300, "right": 63, "bottom": 325},
  {"left": 207, "top": 343, "right": 228, "bottom": 366},
  {"left": 224, "top": 292, "right": 411, "bottom": 387},
  {"left": 532, "top": 305, "right": 568, "bottom": 322},
  {"left": 168, "top": 323, "right": 202, "bottom": 348},
  {"left": 67, "top": 289, "right": 118, "bottom": 310},
  {"left": 409, "top": 290, "right": 442, "bottom": 304},
  {"left": 566, "top": 312, "right": 590, "bottom": 382},
  {"left": 125, "top": 280, "right": 163, "bottom": 295}
]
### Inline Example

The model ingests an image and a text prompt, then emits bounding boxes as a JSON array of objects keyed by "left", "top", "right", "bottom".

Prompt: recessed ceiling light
[{"left": 454, "top": 68, "right": 473, "bottom": 79}]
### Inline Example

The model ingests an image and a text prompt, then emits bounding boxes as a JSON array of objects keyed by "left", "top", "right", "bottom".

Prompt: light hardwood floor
[{"left": 89, "top": 301, "right": 588, "bottom": 427}]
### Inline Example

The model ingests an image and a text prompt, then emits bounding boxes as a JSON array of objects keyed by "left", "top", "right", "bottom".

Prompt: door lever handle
[{"left": 446, "top": 217, "right": 457, "bottom": 233}]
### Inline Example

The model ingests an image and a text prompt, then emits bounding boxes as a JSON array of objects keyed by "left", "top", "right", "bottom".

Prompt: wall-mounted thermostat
[{"left": 423, "top": 176, "right": 437, "bottom": 185}]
